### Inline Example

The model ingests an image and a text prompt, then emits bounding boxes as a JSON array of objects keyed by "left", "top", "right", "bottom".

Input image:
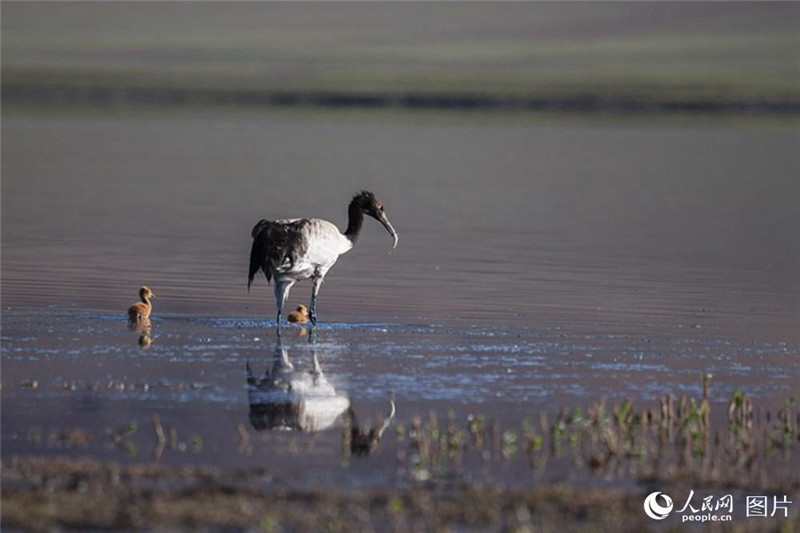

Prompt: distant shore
[
  {"left": 5, "top": 81, "right": 799, "bottom": 117},
  {"left": 4, "top": 3, "right": 798, "bottom": 119}
]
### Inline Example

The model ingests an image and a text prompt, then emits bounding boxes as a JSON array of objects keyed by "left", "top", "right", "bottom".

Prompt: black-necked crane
[
  {"left": 128, "top": 286, "right": 156, "bottom": 322},
  {"left": 248, "top": 191, "right": 398, "bottom": 326}
]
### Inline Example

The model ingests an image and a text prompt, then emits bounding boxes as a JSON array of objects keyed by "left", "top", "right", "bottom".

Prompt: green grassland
[{"left": 2, "top": 3, "right": 799, "bottom": 110}]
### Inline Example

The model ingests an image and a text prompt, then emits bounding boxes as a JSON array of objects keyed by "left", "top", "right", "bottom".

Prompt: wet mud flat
[
  {"left": 0, "top": 457, "right": 646, "bottom": 533},
  {"left": 3, "top": 417, "right": 799, "bottom": 533},
  {"left": 2, "top": 309, "right": 799, "bottom": 531},
  {"left": 3, "top": 464, "right": 799, "bottom": 533},
  {"left": 4, "top": 383, "right": 800, "bottom": 533}
]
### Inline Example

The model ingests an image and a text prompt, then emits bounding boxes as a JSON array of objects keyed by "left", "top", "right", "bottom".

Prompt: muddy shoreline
[
  {"left": 1, "top": 456, "right": 638, "bottom": 532},
  {"left": 4, "top": 365, "right": 800, "bottom": 531},
  {"left": 4, "top": 82, "right": 799, "bottom": 116},
  {"left": 3, "top": 454, "right": 798, "bottom": 533}
]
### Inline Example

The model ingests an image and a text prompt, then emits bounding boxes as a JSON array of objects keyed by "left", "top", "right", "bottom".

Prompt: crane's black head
[
  {"left": 350, "top": 191, "right": 398, "bottom": 250},
  {"left": 352, "top": 190, "right": 384, "bottom": 218}
]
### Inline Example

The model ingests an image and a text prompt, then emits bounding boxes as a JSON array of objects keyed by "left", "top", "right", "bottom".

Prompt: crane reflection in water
[{"left": 246, "top": 332, "right": 395, "bottom": 456}]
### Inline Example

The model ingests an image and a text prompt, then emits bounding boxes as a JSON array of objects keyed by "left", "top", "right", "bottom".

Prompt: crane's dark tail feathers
[
  {"left": 249, "top": 219, "right": 278, "bottom": 290},
  {"left": 248, "top": 219, "right": 300, "bottom": 291}
]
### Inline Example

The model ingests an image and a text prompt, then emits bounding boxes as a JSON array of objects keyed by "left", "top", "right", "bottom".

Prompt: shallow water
[
  {"left": 2, "top": 110, "right": 798, "bottom": 335},
  {"left": 2, "top": 109, "right": 799, "bottom": 485},
  {"left": 2, "top": 309, "right": 797, "bottom": 486}
]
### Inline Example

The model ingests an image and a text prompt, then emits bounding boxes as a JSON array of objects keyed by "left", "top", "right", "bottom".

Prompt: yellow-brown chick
[
  {"left": 287, "top": 304, "right": 309, "bottom": 324},
  {"left": 128, "top": 286, "right": 156, "bottom": 322}
]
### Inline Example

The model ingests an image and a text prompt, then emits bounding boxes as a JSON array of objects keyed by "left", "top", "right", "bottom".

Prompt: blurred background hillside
[{"left": 3, "top": 2, "right": 799, "bottom": 114}]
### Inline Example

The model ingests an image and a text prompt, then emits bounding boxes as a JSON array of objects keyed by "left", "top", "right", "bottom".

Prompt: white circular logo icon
[{"left": 644, "top": 491, "right": 673, "bottom": 520}]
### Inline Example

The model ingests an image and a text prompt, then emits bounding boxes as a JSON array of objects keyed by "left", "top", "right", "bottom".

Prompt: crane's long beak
[{"left": 378, "top": 213, "right": 399, "bottom": 250}]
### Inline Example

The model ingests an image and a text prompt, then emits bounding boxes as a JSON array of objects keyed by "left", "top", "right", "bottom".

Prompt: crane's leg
[
  {"left": 273, "top": 280, "right": 295, "bottom": 328},
  {"left": 309, "top": 276, "right": 323, "bottom": 325}
]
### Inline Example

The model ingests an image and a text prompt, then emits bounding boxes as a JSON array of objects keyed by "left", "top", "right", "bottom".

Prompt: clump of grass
[{"left": 395, "top": 376, "right": 799, "bottom": 491}]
